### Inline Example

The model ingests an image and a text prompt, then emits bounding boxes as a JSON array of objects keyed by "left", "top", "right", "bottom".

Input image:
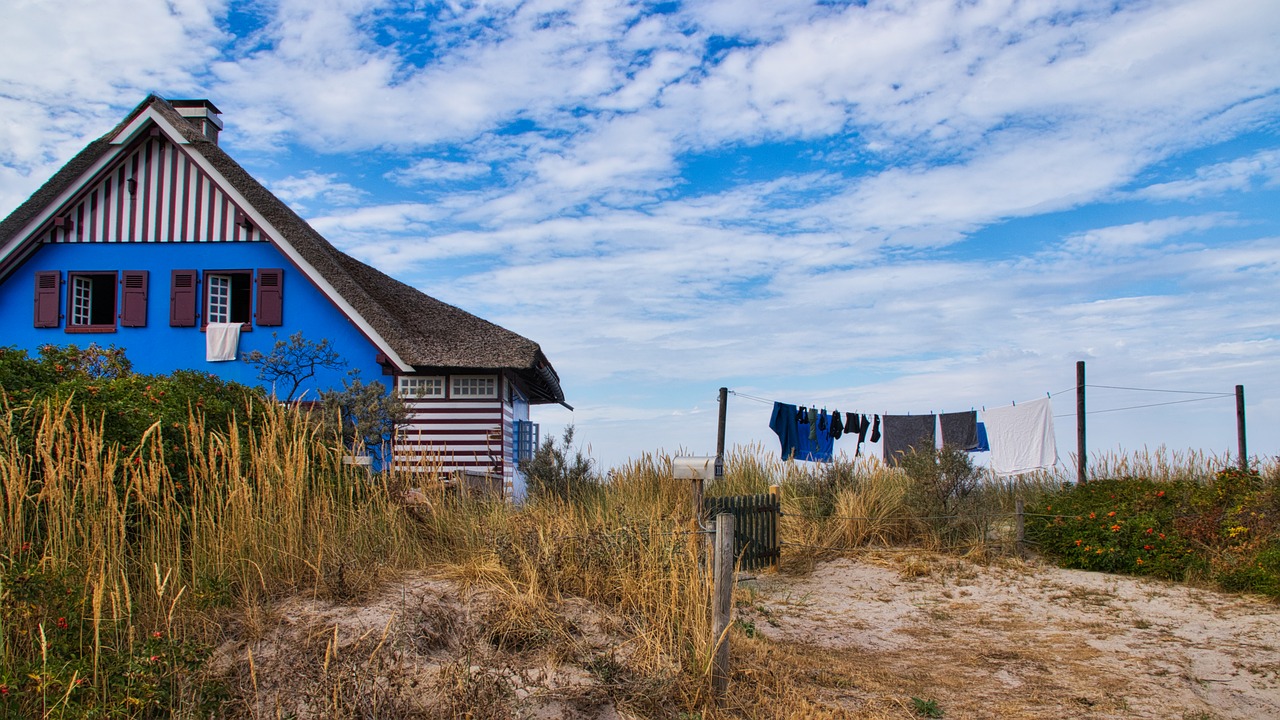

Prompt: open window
[
  {"left": 67, "top": 272, "right": 117, "bottom": 332},
  {"left": 178, "top": 268, "right": 283, "bottom": 329},
  {"left": 204, "top": 270, "right": 252, "bottom": 326}
]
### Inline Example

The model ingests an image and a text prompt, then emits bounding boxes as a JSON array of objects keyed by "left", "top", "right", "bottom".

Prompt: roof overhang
[{"left": 0, "top": 143, "right": 129, "bottom": 279}]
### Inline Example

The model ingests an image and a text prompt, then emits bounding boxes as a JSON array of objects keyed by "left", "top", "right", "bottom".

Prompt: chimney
[{"left": 169, "top": 99, "right": 224, "bottom": 144}]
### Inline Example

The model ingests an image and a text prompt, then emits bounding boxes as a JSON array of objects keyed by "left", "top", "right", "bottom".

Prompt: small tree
[
  {"left": 899, "top": 444, "right": 985, "bottom": 546},
  {"left": 521, "top": 426, "right": 601, "bottom": 503},
  {"left": 242, "top": 331, "right": 346, "bottom": 402},
  {"left": 320, "top": 374, "right": 405, "bottom": 467}
]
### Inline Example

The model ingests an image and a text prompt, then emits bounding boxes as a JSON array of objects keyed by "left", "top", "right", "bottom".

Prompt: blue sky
[{"left": 2, "top": 0, "right": 1277, "bottom": 470}]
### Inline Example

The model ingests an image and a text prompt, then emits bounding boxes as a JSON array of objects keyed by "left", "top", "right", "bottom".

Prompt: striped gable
[{"left": 44, "top": 134, "right": 262, "bottom": 245}]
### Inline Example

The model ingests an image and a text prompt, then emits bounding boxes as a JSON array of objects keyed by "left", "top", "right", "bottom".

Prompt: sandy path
[{"left": 742, "top": 553, "right": 1280, "bottom": 719}]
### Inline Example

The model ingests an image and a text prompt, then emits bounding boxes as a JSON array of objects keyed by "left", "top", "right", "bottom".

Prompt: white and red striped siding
[
  {"left": 501, "top": 398, "right": 515, "bottom": 495},
  {"left": 46, "top": 136, "right": 262, "bottom": 245},
  {"left": 394, "top": 399, "right": 509, "bottom": 476}
]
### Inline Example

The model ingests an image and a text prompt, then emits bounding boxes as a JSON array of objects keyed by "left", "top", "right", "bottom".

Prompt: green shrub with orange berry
[
  {"left": 1028, "top": 469, "right": 1280, "bottom": 597},
  {"left": 0, "top": 343, "right": 268, "bottom": 498}
]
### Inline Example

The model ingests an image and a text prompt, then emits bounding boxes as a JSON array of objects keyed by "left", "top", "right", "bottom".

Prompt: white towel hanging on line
[{"left": 982, "top": 396, "right": 1057, "bottom": 475}]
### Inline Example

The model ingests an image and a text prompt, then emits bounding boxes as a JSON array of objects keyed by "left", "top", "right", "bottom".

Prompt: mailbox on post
[
  {"left": 674, "top": 455, "right": 718, "bottom": 520},
  {"left": 672, "top": 455, "right": 718, "bottom": 480}
]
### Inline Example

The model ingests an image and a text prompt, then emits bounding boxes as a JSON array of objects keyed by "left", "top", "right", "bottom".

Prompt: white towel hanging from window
[{"left": 206, "top": 322, "right": 241, "bottom": 362}]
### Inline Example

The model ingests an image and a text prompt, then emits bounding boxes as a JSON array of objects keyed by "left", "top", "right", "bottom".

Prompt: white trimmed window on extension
[
  {"left": 398, "top": 376, "right": 444, "bottom": 398},
  {"left": 451, "top": 375, "right": 497, "bottom": 398}
]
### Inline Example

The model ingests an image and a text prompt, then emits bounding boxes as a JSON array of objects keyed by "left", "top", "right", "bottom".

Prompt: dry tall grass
[
  {"left": 5, "top": 394, "right": 1275, "bottom": 718},
  {"left": 0, "top": 398, "right": 428, "bottom": 712}
]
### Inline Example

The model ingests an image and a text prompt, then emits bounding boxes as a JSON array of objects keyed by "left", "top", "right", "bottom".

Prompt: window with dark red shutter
[
  {"left": 66, "top": 272, "right": 117, "bottom": 331},
  {"left": 170, "top": 270, "right": 198, "bottom": 327},
  {"left": 256, "top": 268, "right": 283, "bottom": 326},
  {"left": 33, "top": 271, "right": 61, "bottom": 328},
  {"left": 120, "top": 270, "right": 148, "bottom": 327}
]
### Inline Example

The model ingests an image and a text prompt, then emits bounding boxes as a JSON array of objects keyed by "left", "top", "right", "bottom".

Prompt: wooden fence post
[
  {"left": 712, "top": 512, "right": 734, "bottom": 699},
  {"left": 1015, "top": 498, "right": 1025, "bottom": 557}
]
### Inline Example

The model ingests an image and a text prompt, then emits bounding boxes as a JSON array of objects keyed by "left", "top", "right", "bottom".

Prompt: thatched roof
[{"left": 0, "top": 96, "right": 564, "bottom": 404}]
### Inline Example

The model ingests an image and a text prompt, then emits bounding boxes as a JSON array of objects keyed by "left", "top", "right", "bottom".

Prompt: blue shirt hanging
[{"left": 769, "top": 402, "right": 834, "bottom": 462}]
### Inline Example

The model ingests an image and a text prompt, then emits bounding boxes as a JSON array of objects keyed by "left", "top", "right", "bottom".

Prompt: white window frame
[
  {"left": 450, "top": 375, "right": 497, "bottom": 399},
  {"left": 398, "top": 376, "right": 444, "bottom": 398},
  {"left": 70, "top": 275, "right": 93, "bottom": 326},
  {"left": 207, "top": 274, "right": 232, "bottom": 324}
]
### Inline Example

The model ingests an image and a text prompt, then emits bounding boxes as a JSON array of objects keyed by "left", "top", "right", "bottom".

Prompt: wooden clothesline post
[
  {"left": 1236, "top": 384, "right": 1247, "bottom": 472},
  {"left": 716, "top": 387, "right": 728, "bottom": 479},
  {"left": 1077, "top": 361, "right": 1087, "bottom": 484}
]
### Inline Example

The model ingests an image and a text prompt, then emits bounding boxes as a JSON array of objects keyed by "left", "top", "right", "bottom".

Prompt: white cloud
[
  {"left": 269, "top": 171, "right": 366, "bottom": 210},
  {"left": 1136, "top": 149, "right": 1280, "bottom": 201},
  {"left": 0, "top": 0, "right": 225, "bottom": 209},
  {"left": 1061, "top": 213, "right": 1238, "bottom": 255},
  {"left": 385, "top": 158, "right": 491, "bottom": 186}
]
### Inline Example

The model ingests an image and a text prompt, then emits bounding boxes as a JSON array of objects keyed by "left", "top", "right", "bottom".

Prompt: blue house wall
[{"left": 0, "top": 240, "right": 384, "bottom": 398}]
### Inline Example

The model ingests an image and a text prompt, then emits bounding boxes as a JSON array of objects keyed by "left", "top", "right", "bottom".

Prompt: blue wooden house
[{"left": 0, "top": 95, "right": 564, "bottom": 497}]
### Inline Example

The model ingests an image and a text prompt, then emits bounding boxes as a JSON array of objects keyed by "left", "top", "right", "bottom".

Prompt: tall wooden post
[
  {"left": 1076, "top": 361, "right": 1087, "bottom": 484},
  {"left": 716, "top": 387, "right": 728, "bottom": 478},
  {"left": 711, "top": 512, "right": 734, "bottom": 699},
  {"left": 1236, "top": 385, "right": 1247, "bottom": 472}
]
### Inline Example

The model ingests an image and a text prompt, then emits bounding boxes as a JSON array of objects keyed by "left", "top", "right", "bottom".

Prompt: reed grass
[{"left": 0, "top": 398, "right": 429, "bottom": 715}]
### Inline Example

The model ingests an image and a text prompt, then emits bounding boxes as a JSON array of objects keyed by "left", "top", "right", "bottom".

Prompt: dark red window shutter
[
  {"left": 255, "top": 268, "right": 283, "bottom": 326},
  {"left": 33, "top": 271, "right": 61, "bottom": 328},
  {"left": 120, "top": 270, "right": 148, "bottom": 327},
  {"left": 170, "top": 270, "right": 198, "bottom": 327}
]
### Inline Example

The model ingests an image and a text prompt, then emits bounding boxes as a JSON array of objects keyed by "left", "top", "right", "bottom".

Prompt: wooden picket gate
[{"left": 703, "top": 493, "right": 780, "bottom": 570}]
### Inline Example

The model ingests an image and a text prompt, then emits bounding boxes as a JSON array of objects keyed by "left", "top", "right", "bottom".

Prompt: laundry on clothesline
[
  {"left": 769, "top": 402, "right": 835, "bottom": 462},
  {"left": 755, "top": 389, "right": 1052, "bottom": 472},
  {"left": 982, "top": 397, "right": 1057, "bottom": 475},
  {"left": 971, "top": 422, "right": 990, "bottom": 453},
  {"left": 882, "top": 413, "right": 936, "bottom": 466},
  {"left": 939, "top": 410, "right": 979, "bottom": 451}
]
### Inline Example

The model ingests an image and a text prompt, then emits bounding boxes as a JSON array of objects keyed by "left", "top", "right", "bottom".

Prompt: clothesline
[
  {"left": 725, "top": 390, "right": 775, "bottom": 406},
  {"left": 1086, "top": 383, "right": 1231, "bottom": 396},
  {"left": 731, "top": 384, "right": 1234, "bottom": 419},
  {"left": 1053, "top": 393, "right": 1232, "bottom": 418},
  {"left": 727, "top": 389, "right": 1060, "bottom": 416}
]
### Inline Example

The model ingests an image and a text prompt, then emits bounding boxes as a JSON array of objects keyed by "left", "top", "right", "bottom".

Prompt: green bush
[
  {"left": 0, "top": 548, "right": 221, "bottom": 718},
  {"left": 0, "top": 344, "right": 268, "bottom": 496},
  {"left": 1028, "top": 478, "right": 1198, "bottom": 579},
  {"left": 521, "top": 426, "right": 601, "bottom": 504},
  {"left": 898, "top": 445, "right": 985, "bottom": 546}
]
